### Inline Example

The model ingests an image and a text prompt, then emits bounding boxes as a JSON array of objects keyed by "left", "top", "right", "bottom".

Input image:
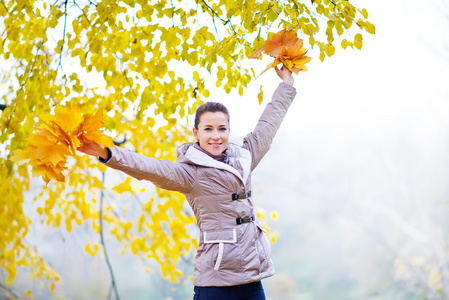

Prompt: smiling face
[{"left": 193, "top": 111, "right": 230, "bottom": 156}]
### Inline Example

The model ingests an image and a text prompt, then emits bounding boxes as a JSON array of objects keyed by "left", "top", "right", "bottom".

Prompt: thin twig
[
  {"left": 0, "top": 282, "right": 19, "bottom": 299},
  {"left": 225, "top": 19, "right": 238, "bottom": 36},
  {"left": 291, "top": 0, "right": 300, "bottom": 11},
  {"left": 107, "top": 283, "right": 113, "bottom": 300},
  {"left": 57, "top": 0, "right": 69, "bottom": 73},
  {"left": 211, "top": 15, "right": 221, "bottom": 42},
  {"left": 100, "top": 171, "right": 120, "bottom": 300},
  {"left": 0, "top": 0, "right": 9, "bottom": 14},
  {"left": 200, "top": 0, "right": 240, "bottom": 36},
  {"left": 113, "top": 53, "right": 139, "bottom": 100},
  {"left": 73, "top": 0, "right": 93, "bottom": 27},
  {"left": 170, "top": 0, "right": 175, "bottom": 27},
  {"left": 16, "top": 41, "right": 44, "bottom": 99},
  {"left": 200, "top": 0, "right": 229, "bottom": 24},
  {"left": 195, "top": 0, "right": 201, "bottom": 27},
  {"left": 291, "top": 0, "right": 303, "bottom": 28}
]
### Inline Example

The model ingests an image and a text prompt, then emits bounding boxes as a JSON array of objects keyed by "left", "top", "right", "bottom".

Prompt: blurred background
[{"left": 4, "top": 0, "right": 449, "bottom": 299}]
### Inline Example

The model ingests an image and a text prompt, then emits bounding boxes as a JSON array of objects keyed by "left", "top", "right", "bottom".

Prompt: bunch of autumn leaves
[
  {"left": 12, "top": 106, "right": 114, "bottom": 184},
  {"left": 250, "top": 29, "right": 312, "bottom": 74}
]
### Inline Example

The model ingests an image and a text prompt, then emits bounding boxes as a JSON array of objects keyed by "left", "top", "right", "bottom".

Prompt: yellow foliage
[
  {"left": 0, "top": 0, "right": 375, "bottom": 294},
  {"left": 428, "top": 268, "right": 443, "bottom": 291}
]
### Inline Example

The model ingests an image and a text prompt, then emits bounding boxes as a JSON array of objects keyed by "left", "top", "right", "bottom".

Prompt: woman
[{"left": 79, "top": 65, "right": 296, "bottom": 300}]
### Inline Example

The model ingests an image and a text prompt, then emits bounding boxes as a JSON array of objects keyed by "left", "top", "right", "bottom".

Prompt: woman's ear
[{"left": 193, "top": 127, "right": 199, "bottom": 140}]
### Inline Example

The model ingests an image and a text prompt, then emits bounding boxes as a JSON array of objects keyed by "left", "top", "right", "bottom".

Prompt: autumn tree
[{"left": 0, "top": 0, "right": 374, "bottom": 297}]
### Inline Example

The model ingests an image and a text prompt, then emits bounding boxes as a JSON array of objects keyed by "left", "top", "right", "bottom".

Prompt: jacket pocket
[
  {"left": 255, "top": 219, "right": 267, "bottom": 233},
  {"left": 203, "top": 228, "right": 237, "bottom": 271},
  {"left": 255, "top": 222, "right": 271, "bottom": 270}
]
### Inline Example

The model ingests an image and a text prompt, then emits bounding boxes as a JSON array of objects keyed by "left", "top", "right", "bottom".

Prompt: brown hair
[{"left": 194, "top": 102, "right": 230, "bottom": 129}]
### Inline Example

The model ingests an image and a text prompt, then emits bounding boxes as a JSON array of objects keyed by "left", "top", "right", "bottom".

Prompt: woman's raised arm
[{"left": 243, "top": 65, "right": 297, "bottom": 170}]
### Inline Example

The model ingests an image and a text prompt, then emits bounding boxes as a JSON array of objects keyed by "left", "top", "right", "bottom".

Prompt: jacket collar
[
  {"left": 180, "top": 143, "right": 251, "bottom": 185},
  {"left": 192, "top": 142, "right": 228, "bottom": 163}
]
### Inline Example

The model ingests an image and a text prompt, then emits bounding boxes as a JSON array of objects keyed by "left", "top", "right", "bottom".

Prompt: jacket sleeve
[
  {"left": 243, "top": 82, "right": 297, "bottom": 171},
  {"left": 102, "top": 146, "right": 196, "bottom": 194}
]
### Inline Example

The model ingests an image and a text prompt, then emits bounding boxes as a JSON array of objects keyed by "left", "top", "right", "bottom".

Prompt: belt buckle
[
  {"left": 236, "top": 215, "right": 254, "bottom": 225},
  {"left": 232, "top": 191, "right": 251, "bottom": 201}
]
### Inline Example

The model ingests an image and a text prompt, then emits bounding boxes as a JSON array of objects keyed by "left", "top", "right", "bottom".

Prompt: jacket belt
[
  {"left": 236, "top": 214, "right": 255, "bottom": 225},
  {"left": 232, "top": 190, "right": 251, "bottom": 200}
]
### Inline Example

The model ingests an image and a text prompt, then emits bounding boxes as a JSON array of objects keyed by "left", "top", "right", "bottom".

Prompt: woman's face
[{"left": 193, "top": 111, "right": 230, "bottom": 156}]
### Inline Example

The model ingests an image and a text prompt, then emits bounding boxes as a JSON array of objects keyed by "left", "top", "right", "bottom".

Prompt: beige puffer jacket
[{"left": 103, "top": 83, "right": 296, "bottom": 286}]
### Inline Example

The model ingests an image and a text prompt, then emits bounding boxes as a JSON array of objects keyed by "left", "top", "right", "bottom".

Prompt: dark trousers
[{"left": 193, "top": 281, "right": 266, "bottom": 300}]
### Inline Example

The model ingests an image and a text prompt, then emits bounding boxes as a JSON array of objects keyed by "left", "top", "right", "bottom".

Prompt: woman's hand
[
  {"left": 77, "top": 133, "right": 110, "bottom": 160},
  {"left": 275, "top": 64, "right": 294, "bottom": 86}
]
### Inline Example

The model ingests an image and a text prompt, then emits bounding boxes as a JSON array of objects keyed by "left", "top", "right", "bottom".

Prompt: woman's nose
[{"left": 211, "top": 130, "right": 220, "bottom": 139}]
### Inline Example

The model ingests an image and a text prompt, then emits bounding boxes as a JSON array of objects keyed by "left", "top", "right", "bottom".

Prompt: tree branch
[
  {"left": 100, "top": 171, "right": 120, "bottom": 300},
  {"left": 113, "top": 136, "right": 127, "bottom": 146}
]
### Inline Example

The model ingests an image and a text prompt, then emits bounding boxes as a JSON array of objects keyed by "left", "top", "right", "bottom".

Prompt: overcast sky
[{"left": 221, "top": 0, "right": 449, "bottom": 144}]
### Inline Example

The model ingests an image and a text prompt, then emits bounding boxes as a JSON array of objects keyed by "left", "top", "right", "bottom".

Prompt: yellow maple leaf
[
  {"left": 31, "top": 163, "right": 67, "bottom": 184},
  {"left": 33, "top": 143, "right": 70, "bottom": 167},
  {"left": 278, "top": 45, "right": 312, "bottom": 73},
  {"left": 9, "top": 149, "right": 32, "bottom": 165},
  {"left": 27, "top": 127, "right": 63, "bottom": 148},
  {"left": 80, "top": 110, "right": 114, "bottom": 148},
  {"left": 41, "top": 106, "right": 83, "bottom": 133},
  {"left": 41, "top": 116, "right": 81, "bottom": 156}
]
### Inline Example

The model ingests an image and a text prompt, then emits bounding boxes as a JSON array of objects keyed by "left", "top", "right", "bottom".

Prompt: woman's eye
[
  {"left": 204, "top": 128, "right": 211, "bottom": 131},
  {"left": 220, "top": 128, "right": 227, "bottom": 131}
]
